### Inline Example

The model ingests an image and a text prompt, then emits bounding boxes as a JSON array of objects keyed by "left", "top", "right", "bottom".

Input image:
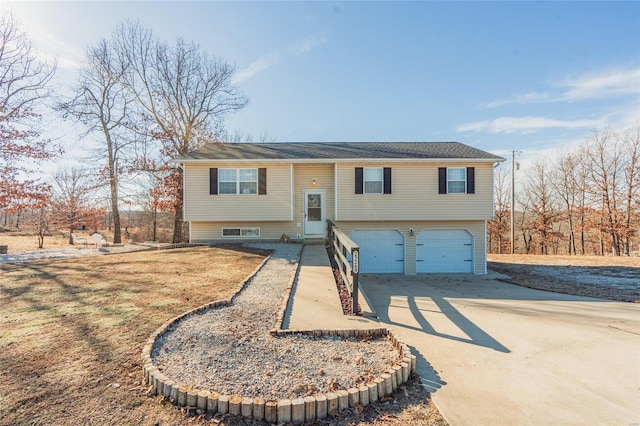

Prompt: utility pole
[{"left": 510, "top": 151, "right": 522, "bottom": 254}]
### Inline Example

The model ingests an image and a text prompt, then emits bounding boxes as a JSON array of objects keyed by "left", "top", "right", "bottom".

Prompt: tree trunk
[
  {"left": 69, "top": 226, "right": 74, "bottom": 245},
  {"left": 104, "top": 125, "right": 122, "bottom": 244},
  {"left": 580, "top": 221, "right": 585, "bottom": 255},
  {"left": 110, "top": 180, "right": 121, "bottom": 244},
  {"left": 172, "top": 205, "right": 183, "bottom": 243},
  {"left": 172, "top": 169, "right": 185, "bottom": 243},
  {"left": 153, "top": 210, "right": 157, "bottom": 242},
  {"left": 568, "top": 216, "right": 576, "bottom": 255}
]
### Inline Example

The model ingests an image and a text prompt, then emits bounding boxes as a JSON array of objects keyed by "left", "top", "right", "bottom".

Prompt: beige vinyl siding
[
  {"left": 336, "top": 162, "right": 494, "bottom": 221},
  {"left": 184, "top": 163, "right": 291, "bottom": 221},
  {"left": 191, "top": 221, "right": 302, "bottom": 241},
  {"left": 336, "top": 220, "right": 486, "bottom": 274},
  {"left": 293, "top": 164, "right": 335, "bottom": 228}
]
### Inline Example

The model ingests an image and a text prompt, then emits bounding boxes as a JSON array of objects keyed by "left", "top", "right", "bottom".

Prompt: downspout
[
  {"left": 484, "top": 220, "right": 487, "bottom": 274},
  {"left": 180, "top": 163, "right": 191, "bottom": 243}
]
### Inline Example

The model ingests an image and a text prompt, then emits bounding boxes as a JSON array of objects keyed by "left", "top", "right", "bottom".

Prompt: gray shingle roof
[{"left": 178, "top": 142, "right": 504, "bottom": 162}]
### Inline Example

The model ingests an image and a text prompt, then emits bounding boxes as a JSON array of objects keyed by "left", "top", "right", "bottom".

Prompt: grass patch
[{"left": 0, "top": 246, "right": 267, "bottom": 425}]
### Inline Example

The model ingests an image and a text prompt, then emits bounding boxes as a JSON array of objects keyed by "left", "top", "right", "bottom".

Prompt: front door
[{"left": 304, "top": 190, "right": 325, "bottom": 236}]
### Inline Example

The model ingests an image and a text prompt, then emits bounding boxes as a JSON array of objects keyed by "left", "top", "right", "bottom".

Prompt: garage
[
  {"left": 417, "top": 229, "right": 473, "bottom": 273},
  {"left": 349, "top": 230, "right": 404, "bottom": 273}
]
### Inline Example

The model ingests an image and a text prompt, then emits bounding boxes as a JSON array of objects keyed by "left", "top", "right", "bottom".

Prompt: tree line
[
  {"left": 1, "top": 14, "right": 248, "bottom": 245},
  {"left": 489, "top": 126, "right": 640, "bottom": 256}
]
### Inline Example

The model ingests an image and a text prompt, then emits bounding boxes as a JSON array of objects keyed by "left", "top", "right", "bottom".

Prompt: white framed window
[
  {"left": 221, "top": 227, "right": 261, "bottom": 237},
  {"left": 447, "top": 167, "right": 466, "bottom": 194},
  {"left": 219, "top": 168, "right": 257, "bottom": 195},
  {"left": 364, "top": 167, "right": 383, "bottom": 194}
]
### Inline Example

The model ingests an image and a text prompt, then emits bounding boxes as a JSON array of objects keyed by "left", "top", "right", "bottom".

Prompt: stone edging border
[{"left": 141, "top": 245, "right": 417, "bottom": 424}]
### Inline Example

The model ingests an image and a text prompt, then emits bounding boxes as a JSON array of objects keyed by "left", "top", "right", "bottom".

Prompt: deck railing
[{"left": 326, "top": 219, "right": 360, "bottom": 315}]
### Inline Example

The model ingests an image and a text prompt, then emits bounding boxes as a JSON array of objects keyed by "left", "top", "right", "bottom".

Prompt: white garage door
[
  {"left": 349, "top": 230, "right": 404, "bottom": 273},
  {"left": 417, "top": 230, "right": 473, "bottom": 273}
]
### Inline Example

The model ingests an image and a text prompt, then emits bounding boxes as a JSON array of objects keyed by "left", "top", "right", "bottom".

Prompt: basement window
[{"left": 221, "top": 228, "right": 261, "bottom": 238}]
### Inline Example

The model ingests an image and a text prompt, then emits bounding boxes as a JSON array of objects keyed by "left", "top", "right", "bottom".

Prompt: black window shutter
[
  {"left": 355, "top": 167, "right": 364, "bottom": 194},
  {"left": 467, "top": 167, "right": 475, "bottom": 194},
  {"left": 383, "top": 167, "right": 392, "bottom": 194},
  {"left": 258, "top": 168, "right": 267, "bottom": 195},
  {"left": 209, "top": 168, "right": 218, "bottom": 195},
  {"left": 438, "top": 167, "right": 447, "bottom": 194}
]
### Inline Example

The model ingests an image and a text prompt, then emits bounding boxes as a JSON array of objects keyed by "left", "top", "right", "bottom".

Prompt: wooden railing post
[{"left": 351, "top": 247, "right": 359, "bottom": 315}]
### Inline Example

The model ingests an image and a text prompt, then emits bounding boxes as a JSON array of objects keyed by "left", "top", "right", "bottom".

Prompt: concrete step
[{"left": 303, "top": 238, "right": 326, "bottom": 245}]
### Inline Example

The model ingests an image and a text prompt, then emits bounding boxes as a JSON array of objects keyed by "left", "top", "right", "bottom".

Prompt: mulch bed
[{"left": 326, "top": 243, "right": 363, "bottom": 315}]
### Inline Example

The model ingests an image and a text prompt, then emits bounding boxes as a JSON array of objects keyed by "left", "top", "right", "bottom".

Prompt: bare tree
[
  {"left": 112, "top": 21, "right": 248, "bottom": 242},
  {"left": 218, "top": 129, "right": 276, "bottom": 143},
  {"left": 622, "top": 124, "right": 640, "bottom": 255},
  {"left": 29, "top": 203, "right": 52, "bottom": 249},
  {"left": 59, "top": 39, "right": 134, "bottom": 244},
  {"left": 521, "top": 159, "right": 558, "bottom": 254},
  {"left": 551, "top": 151, "right": 579, "bottom": 255},
  {"left": 584, "top": 129, "right": 625, "bottom": 255},
  {"left": 516, "top": 196, "right": 533, "bottom": 254},
  {"left": 573, "top": 149, "right": 591, "bottom": 255},
  {"left": 0, "top": 13, "right": 58, "bottom": 214},
  {"left": 50, "top": 168, "right": 94, "bottom": 244},
  {"left": 488, "top": 164, "right": 510, "bottom": 253}
]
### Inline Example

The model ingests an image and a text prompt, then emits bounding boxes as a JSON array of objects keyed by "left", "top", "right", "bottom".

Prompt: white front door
[{"left": 304, "top": 190, "right": 325, "bottom": 236}]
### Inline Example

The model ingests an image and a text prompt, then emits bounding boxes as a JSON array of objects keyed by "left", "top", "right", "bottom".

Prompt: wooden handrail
[{"left": 326, "top": 220, "right": 360, "bottom": 315}]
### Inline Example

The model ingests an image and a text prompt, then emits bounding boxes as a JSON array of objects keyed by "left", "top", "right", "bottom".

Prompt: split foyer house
[{"left": 178, "top": 142, "right": 505, "bottom": 275}]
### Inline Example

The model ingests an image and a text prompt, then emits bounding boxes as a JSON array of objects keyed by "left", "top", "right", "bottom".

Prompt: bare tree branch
[
  {"left": 111, "top": 21, "right": 248, "bottom": 242},
  {"left": 0, "top": 13, "right": 58, "bottom": 212}
]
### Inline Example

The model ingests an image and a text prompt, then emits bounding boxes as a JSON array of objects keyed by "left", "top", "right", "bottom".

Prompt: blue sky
[{"left": 3, "top": 1, "right": 639, "bottom": 169}]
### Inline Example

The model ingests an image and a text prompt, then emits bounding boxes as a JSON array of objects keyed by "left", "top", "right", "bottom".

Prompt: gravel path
[{"left": 152, "top": 243, "right": 398, "bottom": 400}]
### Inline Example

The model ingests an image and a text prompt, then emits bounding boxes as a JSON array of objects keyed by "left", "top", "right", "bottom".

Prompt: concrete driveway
[{"left": 361, "top": 273, "right": 640, "bottom": 425}]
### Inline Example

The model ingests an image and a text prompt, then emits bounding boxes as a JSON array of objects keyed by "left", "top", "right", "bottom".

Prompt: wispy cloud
[
  {"left": 484, "top": 68, "right": 640, "bottom": 108},
  {"left": 457, "top": 116, "right": 603, "bottom": 134},
  {"left": 288, "top": 35, "right": 328, "bottom": 56},
  {"left": 232, "top": 34, "right": 327, "bottom": 84},
  {"left": 232, "top": 53, "right": 282, "bottom": 85}
]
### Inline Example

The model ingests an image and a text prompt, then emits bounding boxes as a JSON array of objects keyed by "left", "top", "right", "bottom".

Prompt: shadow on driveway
[{"left": 360, "top": 272, "right": 640, "bottom": 425}]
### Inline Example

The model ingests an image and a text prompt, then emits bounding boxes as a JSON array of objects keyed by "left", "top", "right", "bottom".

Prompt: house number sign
[{"left": 352, "top": 250, "right": 359, "bottom": 274}]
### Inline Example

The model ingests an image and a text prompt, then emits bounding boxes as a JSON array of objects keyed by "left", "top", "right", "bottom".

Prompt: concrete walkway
[
  {"left": 285, "top": 244, "right": 379, "bottom": 330},
  {"left": 361, "top": 273, "right": 640, "bottom": 425}
]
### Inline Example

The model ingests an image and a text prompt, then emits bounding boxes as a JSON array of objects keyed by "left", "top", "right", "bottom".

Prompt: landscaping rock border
[{"left": 141, "top": 244, "right": 417, "bottom": 424}]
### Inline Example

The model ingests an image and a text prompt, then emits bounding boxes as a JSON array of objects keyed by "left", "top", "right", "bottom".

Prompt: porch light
[{"left": 312, "top": 178, "right": 317, "bottom": 186}]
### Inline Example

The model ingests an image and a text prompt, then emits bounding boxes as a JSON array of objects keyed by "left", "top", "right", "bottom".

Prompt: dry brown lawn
[
  {"left": 0, "top": 246, "right": 267, "bottom": 426},
  {"left": 488, "top": 253, "right": 640, "bottom": 268},
  {"left": 0, "top": 246, "right": 447, "bottom": 426},
  {"left": 488, "top": 254, "right": 640, "bottom": 302},
  {"left": 0, "top": 229, "right": 139, "bottom": 253},
  {"left": 0, "top": 231, "right": 71, "bottom": 252}
]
